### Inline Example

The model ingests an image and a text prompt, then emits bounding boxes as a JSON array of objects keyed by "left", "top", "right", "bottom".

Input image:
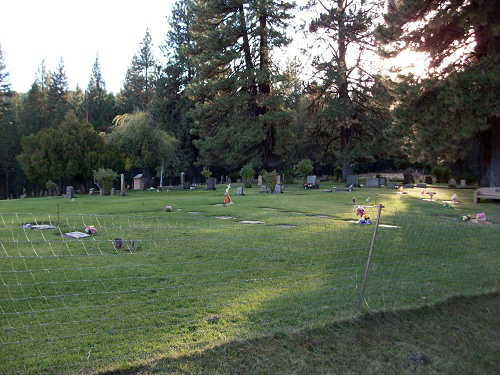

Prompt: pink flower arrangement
[
  {"left": 356, "top": 205, "right": 366, "bottom": 218},
  {"left": 85, "top": 225, "right": 97, "bottom": 235},
  {"left": 476, "top": 212, "right": 486, "bottom": 222}
]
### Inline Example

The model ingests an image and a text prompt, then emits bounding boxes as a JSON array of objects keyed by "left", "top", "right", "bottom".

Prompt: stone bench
[{"left": 473, "top": 187, "right": 500, "bottom": 204}]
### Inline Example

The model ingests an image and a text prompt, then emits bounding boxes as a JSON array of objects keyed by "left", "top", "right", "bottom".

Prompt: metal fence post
[{"left": 357, "top": 204, "right": 384, "bottom": 315}]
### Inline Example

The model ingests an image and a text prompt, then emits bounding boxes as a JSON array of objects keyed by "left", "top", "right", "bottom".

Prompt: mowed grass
[{"left": 0, "top": 182, "right": 499, "bottom": 374}]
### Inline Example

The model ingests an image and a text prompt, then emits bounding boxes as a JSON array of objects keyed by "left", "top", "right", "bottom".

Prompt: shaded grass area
[
  {"left": 0, "top": 184, "right": 499, "bottom": 373},
  {"left": 100, "top": 292, "right": 499, "bottom": 375}
]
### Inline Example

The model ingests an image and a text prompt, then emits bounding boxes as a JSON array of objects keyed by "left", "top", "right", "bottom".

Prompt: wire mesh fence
[{"left": 0, "top": 210, "right": 498, "bottom": 374}]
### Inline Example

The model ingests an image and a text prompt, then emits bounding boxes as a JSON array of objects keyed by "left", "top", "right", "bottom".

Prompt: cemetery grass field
[{"left": 0, "top": 182, "right": 499, "bottom": 374}]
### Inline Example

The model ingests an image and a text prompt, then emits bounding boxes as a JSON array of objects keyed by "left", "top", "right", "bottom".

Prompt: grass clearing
[{"left": 0, "top": 183, "right": 499, "bottom": 373}]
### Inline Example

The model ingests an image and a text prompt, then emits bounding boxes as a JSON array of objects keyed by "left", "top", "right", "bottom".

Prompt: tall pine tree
[
  {"left": 305, "top": 0, "right": 390, "bottom": 178},
  {"left": 86, "top": 55, "right": 116, "bottom": 131},
  {"left": 377, "top": 0, "right": 500, "bottom": 186},
  {"left": 187, "top": 0, "right": 295, "bottom": 169}
]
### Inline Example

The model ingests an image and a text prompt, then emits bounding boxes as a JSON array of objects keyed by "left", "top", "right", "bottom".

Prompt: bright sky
[{"left": 1, "top": 0, "right": 176, "bottom": 94}]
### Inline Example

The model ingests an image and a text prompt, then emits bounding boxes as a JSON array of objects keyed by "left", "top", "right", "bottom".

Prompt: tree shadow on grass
[{"left": 100, "top": 292, "right": 499, "bottom": 375}]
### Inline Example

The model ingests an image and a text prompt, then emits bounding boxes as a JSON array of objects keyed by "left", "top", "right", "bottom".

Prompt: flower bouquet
[{"left": 85, "top": 225, "right": 97, "bottom": 235}]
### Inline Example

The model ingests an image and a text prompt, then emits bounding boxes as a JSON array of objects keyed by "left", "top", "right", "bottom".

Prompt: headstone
[
  {"left": 366, "top": 178, "right": 379, "bottom": 188},
  {"left": 379, "top": 177, "right": 387, "bottom": 186},
  {"left": 460, "top": 179, "right": 466, "bottom": 187},
  {"left": 237, "top": 179, "right": 242, "bottom": 184},
  {"left": 403, "top": 173, "right": 414, "bottom": 184},
  {"left": 110, "top": 188, "right": 115, "bottom": 196},
  {"left": 448, "top": 178, "right": 457, "bottom": 188},
  {"left": 258, "top": 175, "right": 263, "bottom": 186},
  {"left": 44, "top": 191, "right": 48, "bottom": 197},
  {"left": 346, "top": 175, "right": 360, "bottom": 187},
  {"left": 120, "top": 174, "right": 127, "bottom": 196},
  {"left": 416, "top": 183, "right": 427, "bottom": 188},
  {"left": 183, "top": 181, "right": 191, "bottom": 189},
  {"left": 387, "top": 182, "right": 398, "bottom": 189},
  {"left": 273, "top": 184, "right": 283, "bottom": 194},
  {"left": 66, "top": 186, "right": 75, "bottom": 198},
  {"left": 404, "top": 183, "right": 414, "bottom": 188},
  {"left": 56, "top": 187, "right": 60, "bottom": 196},
  {"left": 236, "top": 187, "right": 244, "bottom": 196},
  {"left": 260, "top": 184, "right": 268, "bottom": 193},
  {"left": 89, "top": 188, "right": 94, "bottom": 195},
  {"left": 227, "top": 176, "right": 231, "bottom": 184},
  {"left": 207, "top": 177, "right": 216, "bottom": 190},
  {"left": 180, "top": 172, "right": 186, "bottom": 186},
  {"left": 425, "top": 175, "right": 433, "bottom": 185},
  {"left": 99, "top": 189, "right": 104, "bottom": 196},
  {"left": 64, "top": 231, "right": 90, "bottom": 239},
  {"left": 320, "top": 175, "right": 329, "bottom": 181},
  {"left": 276, "top": 175, "right": 281, "bottom": 185}
]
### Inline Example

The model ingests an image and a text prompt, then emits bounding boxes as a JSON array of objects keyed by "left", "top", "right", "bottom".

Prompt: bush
[
  {"left": 201, "top": 167, "right": 212, "bottom": 181},
  {"left": 334, "top": 166, "right": 343, "bottom": 181},
  {"left": 261, "top": 169, "right": 278, "bottom": 192},
  {"left": 294, "top": 159, "right": 313, "bottom": 181},
  {"left": 239, "top": 164, "right": 255, "bottom": 188},
  {"left": 94, "top": 168, "right": 118, "bottom": 195},
  {"left": 284, "top": 167, "right": 294, "bottom": 184},
  {"left": 45, "top": 180, "right": 57, "bottom": 192},
  {"left": 431, "top": 166, "right": 452, "bottom": 183}
]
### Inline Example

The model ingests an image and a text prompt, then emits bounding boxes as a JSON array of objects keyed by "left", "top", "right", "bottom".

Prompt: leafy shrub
[
  {"left": 334, "top": 166, "right": 343, "bottom": 181},
  {"left": 94, "top": 168, "right": 118, "bottom": 195},
  {"left": 431, "top": 166, "right": 452, "bottom": 183},
  {"left": 294, "top": 159, "right": 313, "bottom": 181},
  {"left": 45, "top": 180, "right": 57, "bottom": 192},
  {"left": 239, "top": 164, "right": 255, "bottom": 188},
  {"left": 201, "top": 167, "right": 212, "bottom": 181},
  {"left": 261, "top": 169, "right": 278, "bottom": 192}
]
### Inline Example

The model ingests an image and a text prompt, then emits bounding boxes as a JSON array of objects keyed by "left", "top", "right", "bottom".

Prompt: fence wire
[{"left": 0, "top": 211, "right": 498, "bottom": 374}]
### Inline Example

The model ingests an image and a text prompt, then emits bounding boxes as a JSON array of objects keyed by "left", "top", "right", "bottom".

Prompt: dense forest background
[{"left": 0, "top": 0, "right": 498, "bottom": 198}]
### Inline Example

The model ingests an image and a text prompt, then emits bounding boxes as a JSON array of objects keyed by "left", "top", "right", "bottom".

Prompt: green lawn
[{"left": 0, "top": 183, "right": 499, "bottom": 374}]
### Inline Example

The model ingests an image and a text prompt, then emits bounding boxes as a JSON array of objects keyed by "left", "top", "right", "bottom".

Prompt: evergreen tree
[
  {"left": 118, "top": 30, "right": 157, "bottom": 112},
  {"left": 306, "top": 0, "right": 390, "bottom": 179},
  {"left": 86, "top": 55, "right": 116, "bottom": 131},
  {"left": 35, "top": 59, "right": 51, "bottom": 94},
  {"left": 377, "top": 0, "right": 500, "bottom": 186},
  {"left": 151, "top": 0, "right": 198, "bottom": 178},
  {"left": 47, "top": 57, "right": 70, "bottom": 126},
  {"left": 187, "top": 0, "right": 295, "bottom": 169},
  {"left": 0, "top": 43, "right": 17, "bottom": 199}
]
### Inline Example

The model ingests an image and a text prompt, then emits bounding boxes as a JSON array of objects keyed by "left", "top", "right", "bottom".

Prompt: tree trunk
[{"left": 480, "top": 122, "right": 500, "bottom": 187}]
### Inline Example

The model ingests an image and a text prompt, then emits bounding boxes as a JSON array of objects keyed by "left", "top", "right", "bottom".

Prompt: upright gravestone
[
  {"left": 180, "top": 172, "right": 186, "bottom": 186},
  {"left": 66, "top": 186, "right": 75, "bottom": 198},
  {"left": 387, "top": 181, "right": 398, "bottom": 189},
  {"left": 460, "top": 179, "right": 466, "bottom": 187},
  {"left": 258, "top": 175, "right": 263, "bottom": 186},
  {"left": 260, "top": 184, "right": 268, "bottom": 193},
  {"left": 120, "top": 174, "right": 127, "bottom": 196},
  {"left": 236, "top": 187, "right": 244, "bottom": 196},
  {"left": 366, "top": 178, "right": 379, "bottom": 188},
  {"left": 273, "top": 184, "right": 283, "bottom": 194},
  {"left": 379, "top": 177, "right": 387, "bottom": 186},
  {"left": 276, "top": 175, "right": 281, "bottom": 185},
  {"left": 99, "top": 188, "right": 104, "bottom": 196},
  {"left": 89, "top": 188, "right": 94, "bottom": 195},
  {"left": 448, "top": 178, "right": 457, "bottom": 188},
  {"left": 110, "top": 188, "right": 115, "bottom": 196},
  {"left": 346, "top": 175, "right": 360, "bottom": 187},
  {"left": 403, "top": 173, "right": 414, "bottom": 184},
  {"left": 207, "top": 177, "right": 216, "bottom": 190},
  {"left": 237, "top": 179, "right": 241, "bottom": 184},
  {"left": 56, "top": 187, "right": 61, "bottom": 196},
  {"left": 227, "top": 176, "right": 231, "bottom": 184}
]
